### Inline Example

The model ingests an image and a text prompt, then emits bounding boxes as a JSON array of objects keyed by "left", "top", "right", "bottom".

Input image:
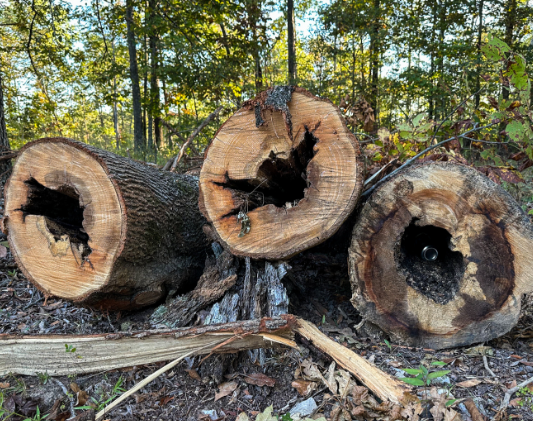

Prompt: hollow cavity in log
[
  {"left": 216, "top": 128, "right": 317, "bottom": 216},
  {"left": 396, "top": 220, "right": 464, "bottom": 305},
  {"left": 20, "top": 178, "right": 92, "bottom": 261}
]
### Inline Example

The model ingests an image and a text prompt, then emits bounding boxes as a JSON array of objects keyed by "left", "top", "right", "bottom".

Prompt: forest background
[{"left": 0, "top": 0, "right": 533, "bottom": 200}]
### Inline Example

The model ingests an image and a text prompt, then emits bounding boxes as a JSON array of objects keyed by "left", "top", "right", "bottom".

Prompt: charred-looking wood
[
  {"left": 349, "top": 162, "right": 533, "bottom": 350},
  {"left": 3, "top": 137, "right": 208, "bottom": 310},
  {"left": 20, "top": 178, "right": 92, "bottom": 261},
  {"left": 396, "top": 221, "right": 465, "bottom": 304},
  {"left": 215, "top": 128, "right": 317, "bottom": 217},
  {"left": 200, "top": 87, "right": 363, "bottom": 260}
]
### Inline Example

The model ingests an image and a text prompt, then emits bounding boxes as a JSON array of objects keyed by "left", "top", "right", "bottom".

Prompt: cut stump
[
  {"left": 199, "top": 86, "right": 363, "bottom": 260},
  {"left": 2, "top": 137, "right": 207, "bottom": 309},
  {"left": 349, "top": 162, "right": 533, "bottom": 349}
]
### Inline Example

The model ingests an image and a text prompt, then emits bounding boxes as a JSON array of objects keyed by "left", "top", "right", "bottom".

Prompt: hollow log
[
  {"left": 2, "top": 137, "right": 207, "bottom": 309},
  {"left": 199, "top": 86, "right": 363, "bottom": 260},
  {"left": 349, "top": 162, "right": 533, "bottom": 349}
]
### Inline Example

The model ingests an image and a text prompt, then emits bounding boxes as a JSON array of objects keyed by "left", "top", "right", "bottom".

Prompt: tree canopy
[{"left": 0, "top": 0, "right": 532, "bottom": 179}]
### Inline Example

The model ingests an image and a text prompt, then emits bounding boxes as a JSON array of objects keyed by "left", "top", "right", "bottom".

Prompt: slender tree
[
  {"left": 287, "top": 0, "right": 297, "bottom": 84},
  {"left": 126, "top": 0, "right": 145, "bottom": 153},
  {"left": 0, "top": 72, "right": 11, "bottom": 185}
]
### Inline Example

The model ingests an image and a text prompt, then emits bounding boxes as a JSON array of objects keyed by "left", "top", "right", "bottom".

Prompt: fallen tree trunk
[
  {"left": 199, "top": 86, "right": 363, "bottom": 260},
  {"left": 349, "top": 162, "right": 533, "bottom": 349},
  {"left": 0, "top": 317, "right": 297, "bottom": 376},
  {"left": 2, "top": 137, "right": 208, "bottom": 309}
]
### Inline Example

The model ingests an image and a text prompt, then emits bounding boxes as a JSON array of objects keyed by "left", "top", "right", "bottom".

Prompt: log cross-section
[
  {"left": 2, "top": 137, "right": 208, "bottom": 309},
  {"left": 199, "top": 86, "right": 363, "bottom": 260},
  {"left": 349, "top": 162, "right": 533, "bottom": 349}
]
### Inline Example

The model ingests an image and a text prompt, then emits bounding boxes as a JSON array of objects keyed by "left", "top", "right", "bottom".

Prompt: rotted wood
[
  {"left": 0, "top": 316, "right": 297, "bottom": 376},
  {"left": 349, "top": 161, "right": 533, "bottom": 349},
  {"left": 199, "top": 86, "right": 363, "bottom": 260},
  {"left": 2, "top": 137, "right": 208, "bottom": 310}
]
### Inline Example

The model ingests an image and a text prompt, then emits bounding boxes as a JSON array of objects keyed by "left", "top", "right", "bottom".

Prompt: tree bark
[
  {"left": 475, "top": 0, "right": 484, "bottom": 109},
  {"left": 349, "top": 162, "right": 533, "bottom": 349},
  {"left": 126, "top": 0, "right": 145, "bottom": 154},
  {"left": 369, "top": 0, "right": 380, "bottom": 120},
  {"left": 199, "top": 86, "right": 363, "bottom": 260},
  {"left": 2, "top": 137, "right": 208, "bottom": 309},
  {"left": 149, "top": 0, "right": 162, "bottom": 149},
  {"left": 0, "top": 72, "right": 11, "bottom": 184},
  {"left": 287, "top": 0, "right": 297, "bottom": 85}
]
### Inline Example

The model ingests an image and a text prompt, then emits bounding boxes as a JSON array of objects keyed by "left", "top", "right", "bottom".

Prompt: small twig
[
  {"left": 498, "top": 375, "right": 533, "bottom": 413},
  {"left": 364, "top": 158, "right": 398, "bottom": 187},
  {"left": 170, "top": 106, "right": 223, "bottom": 171},
  {"left": 459, "top": 135, "right": 510, "bottom": 145},
  {"left": 362, "top": 122, "right": 497, "bottom": 197},
  {"left": 428, "top": 86, "right": 486, "bottom": 147},
  {"left": 483, "top": 355, "right": 496, "bottom": 378},
  {"left": 94, "top": 339, "right": 225, "bottom": 420},
  {"left": 52, "top": 378, "right": 76, "bottom": 420}
]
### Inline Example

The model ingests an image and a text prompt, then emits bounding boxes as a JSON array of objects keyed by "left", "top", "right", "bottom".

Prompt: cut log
[
  {"left": 349, "top": 162, "right": 533, "bottom": 349},
  {"left": 199, "top": 86, "right": 363, "bottom": 260},
  {"left": 2, "top": 137, "right": 207, "bottom": 309}
]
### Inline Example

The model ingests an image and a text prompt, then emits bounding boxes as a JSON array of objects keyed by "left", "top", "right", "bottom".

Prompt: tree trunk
[
  {"left": 287, "top": 0, "right": 297, "bottom": 85},
  {"left": 199, "top": 86, "right": 363, "bottom": 260},
  {"left": 349, "top": 162, "right": 533, "bottom": 349},
  {"left": 0, "top": 72, "right": 11, "bottom": 185},
  {"left": 149, "top": 0, "right": 162, "bottom": 149},
  {"left": 369, "top": 0, "right": 380, "bottom": 120},
  {"left": 126, "top": 0, "right": 145, "bottom": 154},
  {"left": 2, "top": 137, "right": 207, "bottom": 310},
  {"left": 475, "top": 0, "right": 484, "bottom": 109}
]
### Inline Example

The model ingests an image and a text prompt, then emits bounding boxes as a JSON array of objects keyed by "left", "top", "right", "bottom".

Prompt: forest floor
[
  {"left": 1, "top": 244, "right": 533, "bottom": 421},
  {"left": 1, "top": 194, "right": 533, "bottom": 421}
]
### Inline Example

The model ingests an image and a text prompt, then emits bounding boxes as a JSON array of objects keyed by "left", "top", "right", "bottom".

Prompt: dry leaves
[
  {"left": 214, "top": 381, "right": 238, "bottom": 401},
  {"left": 456, "top": 378, "right": 483, "bottom": 388},
  {"left": 292, "top": 380, "right": 317, "bottom": 396},
  {"left": 185, "top": 368, "right": 201, "bottom": 381},
  {"left": 242, "top": 373, "right": 276, "bottom": 387}
]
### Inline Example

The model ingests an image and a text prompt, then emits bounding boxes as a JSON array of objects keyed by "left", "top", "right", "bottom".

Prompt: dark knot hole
[
  {"left": 20, "top": 178, "right": 92, "bottom": 260},
  {"left": 396, "top": 221, "right": 465, "bottom": 305}
]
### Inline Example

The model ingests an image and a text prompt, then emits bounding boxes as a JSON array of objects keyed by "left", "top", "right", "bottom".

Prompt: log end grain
[
  {"left": 199, "top": 87, "right": 363, "bottom": 260},
  {"left": 4, "top": 139, "right": 124, "bottom": 301},
  {"left": 349, "top": 162, "right": 533, "bottom": 349}
]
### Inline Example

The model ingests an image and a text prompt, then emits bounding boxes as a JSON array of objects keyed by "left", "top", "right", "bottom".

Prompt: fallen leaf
[
  {"left": 236, "top": 413, "right": 249, "bottom": 421},
  {"left": 0, "top": 245, "right": 7, "bottom": 258},
  {"left": 509, "top": 398, "right": 522, "bottom": 407},
  {"left": 243, "top": 373, "right": 275, "bottom": 387},
  {"left": 527, "top": 383, "right": 533, "bottom": 393},
  {"left": 75, "top": 390, "right": 89, "bottom": 406},
  {"left": 292, "top": 380, "right": 317, "bottom": 396},
  {"left": 215, "top": 381, "right": 238, "bottom": 401},
  {"left": 0, "top": 382, "right": 9, "bottom": 388},
  {"left": 465, "top": 345, "right": 493, "bottom": 356},
  {"left": 255, "top": 405, "right": 277, "bottom": 421},
  {"left": 185, "top": 368, "right": 201, "bottom": 381},
  {"left": 159, "top": 395, "right": 174, "bottom": 406},
  {"left": 456, "top": 379, "right": 482, "bottom": 388}
]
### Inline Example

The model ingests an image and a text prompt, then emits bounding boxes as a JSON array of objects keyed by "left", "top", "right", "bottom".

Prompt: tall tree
[
  {"left": 126, "top": 0, "right": 145, "bottom": 153},
  {"left": 287, "top": 0, "right": 297, "bottom": 84},
  {"left": 149, "top": 0, "right": 161, "bottom": 149},
  {"left": 0, "top": 72, "right": 11, "bottom": 186}
]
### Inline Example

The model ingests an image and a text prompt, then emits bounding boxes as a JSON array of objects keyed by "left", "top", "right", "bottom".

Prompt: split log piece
[
  {"left": 295, "top": 317, "right": 413, "bottom": 405},
  {"left": 199, "top": 86, "right": 363, "bottom": 260},
  {"left": 349, "top": 162, "right": 533, "bottom": 349},
  {"left": 2, "top": 137, "right": 208, "bottom": 309},
  {"left": 0, "top": 316, "right": 297, "bottom": 376}
]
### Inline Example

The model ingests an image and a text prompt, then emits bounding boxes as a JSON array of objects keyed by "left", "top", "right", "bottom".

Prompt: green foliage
[
  {"left": 399, "top": 361, "right": 450, "bottom": 387},
  {"left": 76, "top": 376, "right": 126, "bottom": 412},
  {"left": 36, "top": 372, "right": 50, "bottom": 385}
]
